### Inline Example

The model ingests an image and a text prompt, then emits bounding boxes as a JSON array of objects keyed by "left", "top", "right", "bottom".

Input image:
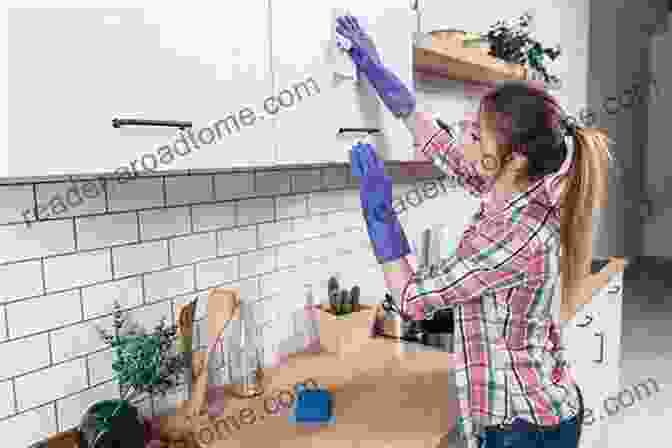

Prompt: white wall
[
  {"left": 643, "top": 13, "right": 672, "bottom": 256},
  {"left": 588, "top": 0, "right": 668, "bottom": 258}
]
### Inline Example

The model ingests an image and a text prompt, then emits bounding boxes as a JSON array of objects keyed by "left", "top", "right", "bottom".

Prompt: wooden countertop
[{"left": 159, "top": 338, "right": 459, "bottom": 448}]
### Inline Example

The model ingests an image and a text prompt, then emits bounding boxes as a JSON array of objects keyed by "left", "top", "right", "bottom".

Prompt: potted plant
[
  {"left": 318, "top": 277, "right": 376, "bottom": 356},
  {"left": 82, "top": 300, "right": 188, "bottom": 447},
  {"left": 479, "top": 11, "right": 562, "bottom": 88}
]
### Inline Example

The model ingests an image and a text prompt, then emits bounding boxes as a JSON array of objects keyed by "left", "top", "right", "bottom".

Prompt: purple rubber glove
[
  {"left": 336, "top": 15, "right": 416, "bottom": 118},
  {"left": 350, "top": 142, "right": 411, "bottom": 264}
]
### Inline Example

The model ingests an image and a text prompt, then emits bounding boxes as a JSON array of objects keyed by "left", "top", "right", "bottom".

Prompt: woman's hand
[
  {"left": 336, "top": 15, "right": 416, "bottom": 118},
  {"left": 336, "top": 15, "right": 383, "bottom": 72}
]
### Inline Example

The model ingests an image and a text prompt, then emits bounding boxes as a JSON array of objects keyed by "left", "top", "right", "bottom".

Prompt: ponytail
[{"left": 559, "top": 126, "right": 613, "bottom": 319}]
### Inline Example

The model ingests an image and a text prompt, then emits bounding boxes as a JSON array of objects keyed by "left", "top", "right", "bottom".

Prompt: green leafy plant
[
  {"left": 478, "top": 11, "right": 562, "bottom": 86},
  {"left": 93, "top": 300, "right": 186, "bottom": 428}
]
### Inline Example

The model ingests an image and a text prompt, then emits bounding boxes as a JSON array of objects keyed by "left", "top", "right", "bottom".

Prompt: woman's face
[
  {"left": 465, "top": 109, "right": 526, "bottom": 189},
  {"left": 462, "top": 109, "right": 504, "bottom": 178}
]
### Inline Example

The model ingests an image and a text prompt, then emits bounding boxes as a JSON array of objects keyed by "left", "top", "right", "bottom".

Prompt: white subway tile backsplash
[
  {"left": 259, "top": 268, "right": 300, "bottom": 299},
  {"left": 214, "top": 173, "right": 254, "bottom": 201},
  {"left": 165, "top": 175, "right": 213, "bottom": 206},
  {"left": 276, "top": 194, "right": 307, "bottom": 220},
  {"left": 309, "top": 190, "right": 359, "bottom": 214},
  {"left": 81, "top": 277, "right": 143, "bottom": 320},
  {"left": 87, "top": 348, "right": 115, "bottom": 386},
  {"left": 0, "top": 306, "right": 6, "bottom": 341},
  {"left": 217, "top": 226, "right": 257, "bottom": 256},
  {"left": 195, "top": 257, "right": 237, "bottom": 290},
  {"left": 112, "top": 240, "right": 168, "bottom": 278},
  {"left": 56, "top": 380, "right": 118, "bottom": 432},
  {"left": 276, "top": 240, "right": 324, "bottom": 269},
  {"left": 255, "top": 171, "right": 290, "bottom": 196},
  {"left": 7, "top": 289, "right": 81, "bottom": 339},
  {"left": 0, "top": 379, "right": 13, "bottom": 419},
  {"left": 14, "top": 357, "right": 87, "bottom": 411},
  {"left": 170, "top": 232, "right": 217, "bottom": 266},
  {"left": 144, "top": 265, "right": 195, "bottom": 303},
  {"left": 125, "top": 300, "right": 172, "bottom": 331},
  {"left": 0, "top": 260, "right": 43, "bottom": 303},
  {"left": 231, "top": 277, "right": 259, "bottom": 301},
  {"left": 0, "top": 170, "right": 375, "bottom": 446},
  {"left": 43, "top": 249, "right": 112, "bottom": 292},
  {"left": 291, "top": 169, "right": 322, "bottom": 193},
  {"left": 239, "top": 248, "right": 275, "bottom": 278},
  {"left": 36, "top": 180, "right": 107, "bottom": 219},
  {"left": 50, "top": 315, "right": 113, "bottom": 364},
  {"left": 76, "top": 212, "right": 139, "bottom": 250},
  {"left": 0, "top": 333, "right": 50, "bottom": 381},
  {"left": 323, "top": 166, "right": 349, "bottom": 188},
  {"left": 237, "top": 198, "right": 274, "bottom": 226},
  {"left": 258, "top": 220, "right": 295, "bottom": 247},
  {"left": 328, "top": 210, "right": 363, "bottom": 233},
  {"left": 107, "top": 177, "right": 164, "bottom": 212},
  {"left": 0, "top": 403, "right": 57, "bottom": 448},
  {"left": 0, "top": 184, "right": 35, "bottom": 225},
  {"left": 139, "top": 207, "right": 190, "bottom": 241},
  {"left": 292, "top": 214, "right": 331, "bottom": 239},
  {"left": 191, "top": 202, "right": 235, "bottom": 232},
  {"left": 0, "top": 220, "right": 75, "bottom": 264}
]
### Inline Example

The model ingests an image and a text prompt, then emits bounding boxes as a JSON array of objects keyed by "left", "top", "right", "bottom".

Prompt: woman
[{"left": 337, "top": 15, "right": 623, "bottom": 448}]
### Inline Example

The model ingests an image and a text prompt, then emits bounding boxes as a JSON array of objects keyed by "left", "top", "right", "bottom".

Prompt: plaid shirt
[{"left": 381, "top": 112, "right": 581, "bottom": 448}]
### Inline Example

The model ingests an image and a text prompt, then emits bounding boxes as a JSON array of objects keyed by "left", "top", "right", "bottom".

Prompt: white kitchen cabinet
[
  {"left": 8, "top": 3, "right": 273, "bottom": 178},
  {"left": 271, "top": 1, "right": 415, "bottom": 165},
  {"left": 564, "top": 269, "right": 623, "bottom": 448}
]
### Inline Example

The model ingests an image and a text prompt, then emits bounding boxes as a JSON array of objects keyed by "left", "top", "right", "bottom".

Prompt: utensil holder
[{"left": 318, "top": 304, "right": 376, "bottom": 356}]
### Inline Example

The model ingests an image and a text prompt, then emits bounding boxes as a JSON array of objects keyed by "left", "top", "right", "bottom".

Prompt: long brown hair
[
  {"left": 558, "top": 126, "right": 612, "bottom": 317},
  {"left": 479, "top": 82, "right": 614, "bottom": 317}
]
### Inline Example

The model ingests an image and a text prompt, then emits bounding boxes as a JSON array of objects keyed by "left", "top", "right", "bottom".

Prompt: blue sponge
[{"left": 289, "top": 384, "right": 335, "bottom": 425}]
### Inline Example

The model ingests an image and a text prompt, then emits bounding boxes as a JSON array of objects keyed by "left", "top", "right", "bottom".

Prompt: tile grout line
[
  {"left": 47, "top": 331, "right": 54, "bottom": 366},
  {"left": 3, "top": 303, "right": 9, "bottom": 341},
  {"left": 161, "top": 176, "right": 168, "bottom": 208},
  {"left": 79, "top": 289, "right": 85, "bottom": 322},
  {"left": 84, "top": 355, "right": 91, "bottom": 389},
  {"left": 109, "top": 248, "right": 115, "bottom": 281},
  {"left": 136, "top": 210, "right": 141, "bottom": 242},
  {"left": 40, "top": 258, "right": 47, "bottom": 295},
  {"left": 71, "top": 217, "right": 78, "bottom": 252},
  {"left": 11, "top": 379, "right": 18, "bottom": 416}
]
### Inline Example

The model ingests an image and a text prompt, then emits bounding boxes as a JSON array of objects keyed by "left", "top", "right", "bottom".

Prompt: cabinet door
[
  {"left": 564, "top": 275, "right": 623, "bottom": 448},
  {"left": 8, "top": 3, "right": 272, "bottom": 178},
  {"left": 564, "top": 325, "right": 608, "bottom": 448},
  {"left": 271, "top": 1, "right": 414, "bottom": 165}
]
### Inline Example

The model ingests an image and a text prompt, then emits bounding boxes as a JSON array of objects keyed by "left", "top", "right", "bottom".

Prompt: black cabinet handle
[
  {"left": 337, "top": 127, "right": 381, "bottom": 135},
  {"left": 593, "top": 332, "right": 605, "bottom": 364},
  {"left": 112, "top": 118, "right": 192, "bottom": 129}
]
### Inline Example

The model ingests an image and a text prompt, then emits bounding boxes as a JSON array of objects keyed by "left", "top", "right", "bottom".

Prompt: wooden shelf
[{"left": 413, "top": 32, "right": 527, "bottom": 84}]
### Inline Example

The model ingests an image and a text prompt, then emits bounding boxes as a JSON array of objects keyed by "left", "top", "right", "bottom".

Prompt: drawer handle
[
  {"left": 576, "top": 314, "right": 593, "bottom": 328},
  {"left": 112, "top": 118, "right": 192, "bottom": 130},
  {"left": 593, "top": 332, "right": 605, "bottom": 364}
]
